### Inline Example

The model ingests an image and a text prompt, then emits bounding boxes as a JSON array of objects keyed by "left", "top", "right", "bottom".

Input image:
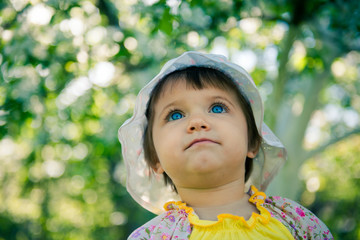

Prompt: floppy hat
[{"left": 118, "top": 51, "right": 286, "bottom": 214}]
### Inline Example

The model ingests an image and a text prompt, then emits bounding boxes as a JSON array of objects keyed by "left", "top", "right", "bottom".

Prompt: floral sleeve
[
  {"left": 128, "top": 202, "right": 192, "bottom": 240},
  {"left": 264, "top": 196, "right": 333, "bottom": 240}
]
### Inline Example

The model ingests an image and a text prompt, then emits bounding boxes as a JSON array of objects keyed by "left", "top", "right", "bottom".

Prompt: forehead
[{"left": 158, "top": 78, "right": 235, "bottom": 99}]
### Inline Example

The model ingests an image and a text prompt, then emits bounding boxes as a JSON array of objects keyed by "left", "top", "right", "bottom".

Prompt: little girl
[{"left": 118, "top": 52, "right": 333, "bottom": 239}]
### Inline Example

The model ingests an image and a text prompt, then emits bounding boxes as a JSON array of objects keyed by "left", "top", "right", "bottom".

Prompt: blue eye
[
  {"left": 211, "top": 104, "right": 225, "bottom": 113},
  {"left": 168, "top": 112, "right": 183, "bottom": 121}
]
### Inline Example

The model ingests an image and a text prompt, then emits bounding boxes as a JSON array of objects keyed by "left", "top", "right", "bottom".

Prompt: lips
[{"left": 185, "top": 138, "right": 219, "bottom": 150}]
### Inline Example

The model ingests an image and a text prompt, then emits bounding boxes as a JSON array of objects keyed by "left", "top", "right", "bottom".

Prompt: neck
[
  {"left": 177, "top": 178, "right": 246, "bottom": 207},
  {"left": 176, "top": 179, "right": 259, "bottom": 221}
]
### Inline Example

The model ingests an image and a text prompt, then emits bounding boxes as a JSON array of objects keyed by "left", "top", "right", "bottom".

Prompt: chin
[{"left": 187, "top": 156, "right": 223, "bottom": 173}]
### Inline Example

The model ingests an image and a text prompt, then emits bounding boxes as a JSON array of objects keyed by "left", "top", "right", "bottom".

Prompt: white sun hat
[{"left": 118, "top": 51, "right": 286, "bottom": 214}]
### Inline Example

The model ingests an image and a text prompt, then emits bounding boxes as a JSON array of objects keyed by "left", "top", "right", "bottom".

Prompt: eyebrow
[
  {"left": 157, "top": 101, "right": 180, "bottom": 118},
  {"left": 212, "top": 95, "right": 236, "bottom": 108}
]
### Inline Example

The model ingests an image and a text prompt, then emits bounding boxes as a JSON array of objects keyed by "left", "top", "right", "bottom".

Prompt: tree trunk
[{"left": 267, "top": 69, "right": 331, "bottom": 199}]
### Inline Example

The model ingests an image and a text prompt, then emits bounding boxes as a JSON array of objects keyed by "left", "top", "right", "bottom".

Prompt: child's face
[{"left": 151, "top": 79, "right": 257, "bottom": 189}]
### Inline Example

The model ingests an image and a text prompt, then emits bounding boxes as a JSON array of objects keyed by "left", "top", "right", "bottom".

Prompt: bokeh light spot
[
  {"left": 43, "top": 160, "right": 65, "bottom": 178},
  {"left": 110, "top": 211, "right": 127, "bottom": 225},
  {"left": 89, "top": 62, "right": 115, "bottom": 87},
  {"left": 73, "top": 143, "right": 88, "bottom": 160},
  {"left": 306, "top": 176, "right": 320, "bottom": 192},
  {"left": 239, "top": 18, "right": 262, "bottom": 34},
  {"left": 187, "top": 31, "right": 200, "bottom": 48},
  {"left": 232, "top": 50, "right": 257, "bottom": 72},
  {"left": 124, "top": 37, "right": 138, "bottom": 51},
  {"left": 331, "top": 60, "right": 346, "bottom": 77},
  {"left": 27, "top": 4, "right": 54, "bottom": 25},
  {"left": 86, "top": 26, "right": 107, "bottom": 45}
]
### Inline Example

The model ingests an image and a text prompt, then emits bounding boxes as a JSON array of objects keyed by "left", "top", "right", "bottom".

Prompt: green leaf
[{"left": 159, "top": 7, "right": 173, "bottom": 35}]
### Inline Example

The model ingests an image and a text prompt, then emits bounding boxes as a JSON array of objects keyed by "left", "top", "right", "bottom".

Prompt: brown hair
[{"left": 143, "top": 67, "right": 262, "bottom": 192}]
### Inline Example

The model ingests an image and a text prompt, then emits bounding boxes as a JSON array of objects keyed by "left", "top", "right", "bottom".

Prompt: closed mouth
[{"left": 186, "top": 138, "right": 219, "bottom": 150}]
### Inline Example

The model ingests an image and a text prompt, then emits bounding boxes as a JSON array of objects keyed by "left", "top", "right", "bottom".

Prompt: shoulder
[
  {"left": 128, "top": 202, "right": 192, "bottom": 240},
  {"left": 263, "top": 195, "right": 333, "bottom": 240}
]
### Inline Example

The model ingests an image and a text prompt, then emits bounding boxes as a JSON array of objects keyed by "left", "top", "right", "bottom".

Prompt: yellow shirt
[
  {"left": 128, "top": 185, "right": 334, "bottom": 239},
  {"left": 188, "top": 206, "right": 294, "bottom": 239},
  {"left": 168, "top": 186, "right": 294, "bottom": 240}
]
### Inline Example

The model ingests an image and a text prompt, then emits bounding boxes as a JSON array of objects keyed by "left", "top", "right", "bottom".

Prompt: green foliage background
[{"left": 0, "top": 0, "right": 359, "bottom": 239}]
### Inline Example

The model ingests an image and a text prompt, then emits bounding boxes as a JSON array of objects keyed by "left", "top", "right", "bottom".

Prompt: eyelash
[
  {"left": 164, "top": 108, "right": 184, "bottom": 122},
  {"left": 210, "top": 101, "right": 229, "bottom": 113},
  {"left": 164, "top": 101, "right": 230, "bottom": 122}
]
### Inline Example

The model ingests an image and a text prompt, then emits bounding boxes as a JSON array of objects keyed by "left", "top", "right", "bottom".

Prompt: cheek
[
  {"left": 226, "top": 123, "right": 249, "bottom": 149},
  {"left": 153, "top": 129, "right": 176, "bottom": 157}
]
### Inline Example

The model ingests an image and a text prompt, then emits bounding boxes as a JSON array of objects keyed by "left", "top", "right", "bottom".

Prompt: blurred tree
[
  {"left": 300, "top": 134, "right": 360, "bottom": 239},
  {"left": 0, "top": 0, "right": 359, "bottom": 239}
]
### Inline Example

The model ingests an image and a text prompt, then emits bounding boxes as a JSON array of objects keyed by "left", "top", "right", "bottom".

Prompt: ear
[
  {"left": 152, "top": 162, "right": 165, "bottom": 174},
  {"left": 247, "top": 149, "right": 258, "bottom": 158}
]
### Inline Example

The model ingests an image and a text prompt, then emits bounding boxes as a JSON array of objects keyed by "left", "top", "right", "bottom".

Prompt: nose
[{"left": 187, "top": 116, "right": 210, "bottom": 133}]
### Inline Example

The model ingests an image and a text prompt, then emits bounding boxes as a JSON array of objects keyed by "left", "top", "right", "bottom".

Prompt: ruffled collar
[{"left": 163, "top": 185, "right": 271, "bottom": 229}]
